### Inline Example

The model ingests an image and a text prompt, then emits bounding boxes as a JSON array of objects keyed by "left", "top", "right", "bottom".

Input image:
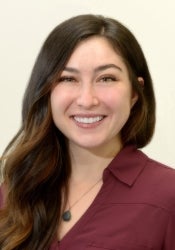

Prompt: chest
[{"left": 53, "top": 181, "right": 168, "bottom": 250}]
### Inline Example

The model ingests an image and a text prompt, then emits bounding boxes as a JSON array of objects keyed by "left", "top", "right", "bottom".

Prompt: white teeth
[{"left": 74, "top": 116, "right": 104, "bottom": 124}]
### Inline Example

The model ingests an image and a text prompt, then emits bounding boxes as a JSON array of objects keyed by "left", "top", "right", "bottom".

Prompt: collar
[{"left": 105, "top": 145, "right": 148, "bottom": 186}]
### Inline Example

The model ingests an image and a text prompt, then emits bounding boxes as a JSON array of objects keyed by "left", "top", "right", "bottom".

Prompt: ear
[
  {"left": 137, "top": 76, "right": 144, "bottom": 87},
  {"left": 131, "top": 77, "right": 144, "bottom": 107}
]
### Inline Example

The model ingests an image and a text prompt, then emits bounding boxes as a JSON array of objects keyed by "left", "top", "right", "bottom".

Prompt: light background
[{"left": 0, "top": 0, "right": 175, "bottom": 167}]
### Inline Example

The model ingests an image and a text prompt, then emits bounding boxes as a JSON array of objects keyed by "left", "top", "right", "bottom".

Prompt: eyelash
[
  {"left": 58, "top": 76, "right": 76, "bottom": 82},
  {"left": 57, "top": 75, "right": 118, "bottom": 84},
  {"left": 99, "top": 76, "right": 117, "bottom": 82}
]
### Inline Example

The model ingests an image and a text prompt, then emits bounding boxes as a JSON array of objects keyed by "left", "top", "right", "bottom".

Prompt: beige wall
[{"left": 0, "top": 0, "right": 175, "bottom": 167}]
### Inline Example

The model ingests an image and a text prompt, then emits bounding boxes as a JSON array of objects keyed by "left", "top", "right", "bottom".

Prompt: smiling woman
[
  {"left": 50, "top": 36, "right": 137, "bottom": 151},
  {"left": 0, "top": 14, "right": 175, "bottom": 250}
]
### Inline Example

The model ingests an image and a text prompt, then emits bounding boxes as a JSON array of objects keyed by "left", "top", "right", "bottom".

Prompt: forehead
[
  {"left": 75, "top": 35, "right": 116, "bottom": 50},
  {"left": 66, "top": 36, "right": 126, "bottom": 69}
]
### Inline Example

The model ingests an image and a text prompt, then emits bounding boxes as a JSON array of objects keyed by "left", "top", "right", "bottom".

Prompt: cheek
[
  {"left": 50, "top": 91, "right": 58, "bottom": 113},
  {"left": 103, "top": 90, "right": 132, "bottom": 111},
  {"left": 50, "top": 88, "right": 69, "bottom": 111},
  {"left": 50, "top": 90, "right": 64, "bottom": 121},
  {"left": 50, "top": 88, "right": 75, "bottom": 128}
]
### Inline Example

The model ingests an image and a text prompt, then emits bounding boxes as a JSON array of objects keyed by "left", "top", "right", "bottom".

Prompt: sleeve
[{"left": 163, "top": 211, "right": 175, "bottom": 249}]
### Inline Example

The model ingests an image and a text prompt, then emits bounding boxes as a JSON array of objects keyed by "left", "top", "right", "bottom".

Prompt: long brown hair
[{"left": 0, "top": 14, "right": 155, "bottom": 249}]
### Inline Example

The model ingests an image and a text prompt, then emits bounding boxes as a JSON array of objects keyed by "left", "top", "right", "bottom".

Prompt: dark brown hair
[{"left": 0, "top": 14, "right": 155, "bottom": 249}]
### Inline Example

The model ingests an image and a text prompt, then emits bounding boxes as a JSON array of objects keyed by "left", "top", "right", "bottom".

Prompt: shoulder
[
  {"left": 139, "top": 154, "right": 175, "bottom": 212},
  {"left": 144, "top": 156, "right": 175, "bottom": 186}
]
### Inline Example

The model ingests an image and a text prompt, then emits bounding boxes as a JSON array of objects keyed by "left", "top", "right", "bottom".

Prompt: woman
[{"left": 0, "top": 14, "right": 175, "bottom": 250}]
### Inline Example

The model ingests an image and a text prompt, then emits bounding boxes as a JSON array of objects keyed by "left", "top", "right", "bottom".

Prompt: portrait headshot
[{"left": 0, "top": 1, "right": 175, "bottom": 249}]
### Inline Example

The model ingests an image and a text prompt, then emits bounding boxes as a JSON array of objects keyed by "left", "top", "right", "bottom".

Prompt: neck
[{"left": 69, "top": 140, "right": 123, "bottom": 182}]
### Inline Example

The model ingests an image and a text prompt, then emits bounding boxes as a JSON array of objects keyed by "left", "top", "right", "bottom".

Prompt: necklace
[{"left": 62, "top": 178, "right": 102, "bottom": 222}]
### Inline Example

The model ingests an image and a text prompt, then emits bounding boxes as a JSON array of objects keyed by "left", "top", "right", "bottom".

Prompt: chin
[{"left": 71, "top": 139, "right": 108, "bottom": 150}]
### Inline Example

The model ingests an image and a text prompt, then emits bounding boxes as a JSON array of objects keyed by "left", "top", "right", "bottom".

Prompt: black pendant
[{"left": 62, "top": 210, "right": 71, "bottom": 221}]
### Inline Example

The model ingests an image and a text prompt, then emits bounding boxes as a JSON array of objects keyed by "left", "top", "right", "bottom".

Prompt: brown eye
[
  {"left": 58, "top": 76, "right": 76, "bottom": 83},
  {"left": 100, "top": 76, "right": 117, "bottom": 82}
]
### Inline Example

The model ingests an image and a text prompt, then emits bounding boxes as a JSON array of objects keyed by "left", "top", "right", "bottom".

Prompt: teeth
[{"left": 74, "top": 116, "right": 103, "bottom": 124}]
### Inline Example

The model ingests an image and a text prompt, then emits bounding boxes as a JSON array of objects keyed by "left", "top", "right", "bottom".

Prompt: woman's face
[{"left": 51, "top": 36, "right": 138, "bottom": 152}]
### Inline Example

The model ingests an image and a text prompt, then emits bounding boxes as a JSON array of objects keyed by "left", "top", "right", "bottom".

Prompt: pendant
[{"left": 62, "top": 210, "right": 71, "bottom": 221}]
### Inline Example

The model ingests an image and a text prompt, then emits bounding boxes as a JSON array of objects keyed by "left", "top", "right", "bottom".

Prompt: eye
[
  {"left": 99, "top": 76, "right": 117, "bottom": 82},
  {"left": 58, "top": 76, "right": 76, "bottom": 83}
]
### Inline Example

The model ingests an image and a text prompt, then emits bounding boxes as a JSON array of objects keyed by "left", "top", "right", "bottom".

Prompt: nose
[{"left": 76, "top": 84, "right": 99, "bottom": 108}]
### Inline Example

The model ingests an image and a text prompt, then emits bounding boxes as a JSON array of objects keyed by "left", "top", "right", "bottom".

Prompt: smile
[{"left": 73, "top": 116, "right": 104, "bottom": 124}]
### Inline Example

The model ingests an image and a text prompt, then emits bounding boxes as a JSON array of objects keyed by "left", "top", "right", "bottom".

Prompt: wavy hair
[{"left": 0, "top": 14, "right": 155, "bottom": 249}]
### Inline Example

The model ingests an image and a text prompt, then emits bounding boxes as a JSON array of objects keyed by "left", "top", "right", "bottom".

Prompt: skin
[{"left": 51, "top": 36, "right": 138, "bottom": 156}]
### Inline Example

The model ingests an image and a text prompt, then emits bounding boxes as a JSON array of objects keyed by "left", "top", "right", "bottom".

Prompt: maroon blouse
[{"left": 1, "top": 145, "right": 175, "bottom": 249}]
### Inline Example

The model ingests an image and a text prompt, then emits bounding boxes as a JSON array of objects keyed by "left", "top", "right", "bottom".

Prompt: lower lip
[{"left": 72, "top": 117, "right": 106, "bottom": 129}]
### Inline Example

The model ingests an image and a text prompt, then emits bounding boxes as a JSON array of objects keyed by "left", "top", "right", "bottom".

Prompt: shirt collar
[{"left": 105, "top": 145, "right": 148, "bottom": 186}]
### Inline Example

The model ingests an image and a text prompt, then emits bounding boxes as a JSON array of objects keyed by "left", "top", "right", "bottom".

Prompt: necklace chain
[
  {"left": 62, "top": 178, "right": 102, "bottom": 221},
  {"left": 69, "top": 178, "right": 102, "bottom": 209}
]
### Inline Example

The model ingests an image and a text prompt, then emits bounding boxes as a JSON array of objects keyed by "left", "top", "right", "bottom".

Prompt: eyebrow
[{"left": 63, "top": 64, "right": 122, "bottom": 73}]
